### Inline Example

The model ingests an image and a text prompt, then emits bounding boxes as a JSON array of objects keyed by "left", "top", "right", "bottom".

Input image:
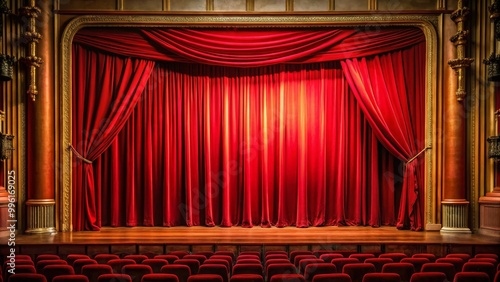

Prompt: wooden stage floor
[{"left": 4, "top": 226, "right": 500, "bottom": 257}]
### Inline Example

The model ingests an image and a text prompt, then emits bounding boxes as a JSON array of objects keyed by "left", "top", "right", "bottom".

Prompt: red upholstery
[
  {"left": 266, "top": 255, "right": 290, "bottom": 262},
  {"left": 183, "top": 255, "right": 207, "bottom": 265},
  {"left": 303, "top": 263, "right": 337, "bottom": 282},
  {"left": 290, "top": 252, "right": 314, "bottom": 264},
  {"left": 195, "top": 251, "right": 214, "bottom": 259},
  {"left": 362, "top": 273, "right": 401, "bottom": 282},
  {"left": 411, "top": 254, "right": 436, "bottom": 263},
  {"left": 232, "top": 264, "right": 264, "bottom": 276},
  {"left": 409, "top": 272, "right": 446, "bottom": 282},
  {"left": 154, "top": 255, "right": 180, "bottom": 264},
  {"left": 453, "top": 271, "right": 489, "bottom": 282},
  {"left": 211, "top": 256, "right": 234, "bottom": 267},
  {"left": 266, "top": 260, "right": 295, "bottom": 273},
  {"left": 168, "top": 251, "right": 190, "bottom": 259},
  {"left": 270, "top": 274, "right": 306, "bottom": 282},
  {"left": 121, "top": 264, "right": 153, "bottom": 282},
  {"left": 93, "top": 254, "right": 120, "bottom": 264},
  {"left": 141, "top": 273, "right": 180, "bottom": 282},
  {"left": 331, "top": 258, "right": 360, "bottom": 273},
  {"left": 52, "top": 275, "right": 90, "bottom": 282},
  {"left": 8, "top": 273, "right": 48, "bottom": 282},
  {"left": 267, "top": 264, "right": 297, "bottom": 282},
  {"left": 199, "top": 264, "right": 229, "bottom": 282},
  {"left": 205, "top": 259, "right": 231, "bottom": 272},
  {"left": 381, "top": 263, "right": 415, "bottom": 282},
  {"left": 107, "top": 259, "right": 137, "bottom": 274},
  {"left": 342, "top": 263, "right": 376, "bottom": 282},
  {"left": 311, "top": 273, "right": 352, "bottom": 282},
  {"left": 230, "top": 274, "right": 265, "bottom": 282},
  {"left": 298, "top": 259, "right": 324, "bottom": 274},
  {"left": 142, "top": 259, "right": 169, "bottom": 273},
  {"left": 319, "top": 254, "right": 344, "bottom": 263},
  {"left": 214, "top": 251, "right": 236, "bottom": 260},
  {"left": 81, "top": 264, "right": 113, "bottom": 282},
  {"left": 238, "top": 259, "right": 263, "bottom": 265},
  {"left": 364, "top": 258, "right": 393, "bottom": 273},
  {"left": 378, "top": 253, "right": 407, "bottom": 263},
  {"left": 173, "top": 259, "right": 200, "bottom": 275},
  {"left": 294, "top": 256, "right": 318, "bottom": 268},
  {"left": 96, "top": 274, "right": 132, "bottom": 282},
  {"left": 123, "top": 255, "right": 149, "bottom": 264},
  {"left": 238, "top": 255, "right": 261, "bottom": 262},
  {"left": 461, "top": 262, "right": 496, "bottom": 281},
  {"left": 73, "top": 259, "right": 98, "bottom": 274},
  {"left": 399, "top": 258, "right": 429, "bottom": 272},
  {"left": 495, "top": 270, "right": 500, "bottom": 282},
  {"left": 348, "top": 254, "right": 376, "bottom": 263},
  {"left": 36, "top": 260, "right": 68, "bottom": 274},
  {"left": 421, "top": 263, "right": 456, "bottom": 282},
  {"left": 475, "top": 254, "right": 499, "bottom": 260},
  {"left": 161, "top": 264, "right": 192, "bottom": 282},
  {"left": 36, "top": 255, "right": 61, "bottom": 263},
  {"left": 66, "top": 255, "right": 91, "bottom": 265},
  {"left": 41, "top": 264, "right": 75, "bottom": 282},
  {"left": 240, "top": 252, "right": 261, "bottom": 260},
  {"left": 187, "top": 274, "right": 223, "bottom": 282},
  {"left": 445, "top": 254, "right": 470, "bottom": 262},
  {"left": 435, "top": 258, "right": 464, "bottom": 273}
]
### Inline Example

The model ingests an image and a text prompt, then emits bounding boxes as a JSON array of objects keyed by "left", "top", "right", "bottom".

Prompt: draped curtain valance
[{"left": 73, "top": 27, "right": 425, "bottom": 66}]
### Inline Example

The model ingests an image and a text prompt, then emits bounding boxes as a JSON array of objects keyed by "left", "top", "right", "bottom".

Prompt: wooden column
[
  {"left": 442, "top": 0, "right": 474, "bottom": 233},
  {"left": 24, "top": 0, "right": 55, "bottom": 234}
]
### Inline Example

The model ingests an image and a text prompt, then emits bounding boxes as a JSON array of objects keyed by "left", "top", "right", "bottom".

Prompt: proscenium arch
[{"left": 59, "top": 14, "right": 438, "bottom": 232}]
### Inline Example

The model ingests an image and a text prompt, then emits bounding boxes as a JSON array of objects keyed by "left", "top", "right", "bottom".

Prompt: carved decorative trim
[
  {"left": 441, "top": 202, "right": 471, "bottom": 233},
  {"left": 60, "top": 14, "right": 438, "bottom": 232}
]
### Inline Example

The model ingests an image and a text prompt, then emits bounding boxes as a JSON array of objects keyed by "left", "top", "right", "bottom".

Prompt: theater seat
[
  {"left": 141, "top": 273, "right": 180, "bottom": 282},
  {"left": 348, "top": 254, "right": 376, "bottom": 263},
  {"left": 399, "top": 258, "right": 429, "bottom": 272},
  {"left": 8, "top": 273, "right": 47, "bottom": 282},
  {"left": 73, "top": 259, "right": 98, "bottom": 274},
  {"left": 475, "top": 254, "right": 499, "bottom": 260},
  {"left": 232, "top": 264, "right": 264, "bottom": 276},
  {"left": 161, "top": 264, "right": 192, "bottom": 282},
  {"left": 270, "top": 274, "right": 306, "bottom": 282},
  {"left": 199, "top": 264, "right": 229, "bottom": 282},
  {"left": 155, "top": 255, "right": 180, "bottom": 264},
  {"left": 81, "top": 264, "right": 113, "bottom": 282},
  {"left": 187, "top": 274, "right": 223, "bottom": 282},
  {"left": 174, "top": 259, "right": 200, "bottom": 275},
  {"left": 121, "top": 264, "right": 153, "bottom": 282},
  {"left": 52, "top": 275, "right": 90, "bottom": 282},
  {"left": 230, "top": 274, "right": 265, "bottom": 282},
  {"left": 142, "top": 259, "right": 169, "bottom": 273},
  {"left": 97, "top": 274, "right": 132, "bottom": 282},
  {"left": 378, "top": 253, "right": 408, "bottom": 263},
  {"left": 411, "top": 254, "right": 436, "bottom": 263},
  {"left": 319, "top": 254, "right": 344, "bottom": 263},
  {"left": 408, "top": 272, "right": 446, "bottom": 282},
  {"left": 311, "top": 273, "right": 352, "bottom": 282},
  {"left": 107, "top": 259, "right": 137, "bottom": 274},
  {"left": 342, "top": 263, "right": 376, "bottom": 282},
  {"left": 303, "top": 263, "right": 337, "bottom": 282},
  {"left": 41, "top": 264, "right": 75, "bottom": 282},
  {"left": 461, "top": 262, "right": 496, "bottom": 281},
  {"left": 453, "top": 271, "right": 489, "bottom": 282},
  {"left": 420, "top": 263, "right": 456, "bottom": 282},
  {"left": 362, "top": 273, "right": 401, "bottom": 282},
  {"left": 364, "top": 258, "right": 393, "bottom": 273},
  {"left": 124, "top": 255, "right": 149, "bottom": 264},
  {"left": 331, "top": 258, "right": 359, "bottom": 273},
  {"left": 381, "top": 263, "right": 414, "bottom": 282},
  {"left": 94, "top": 254, "right": 120, "bottom": 264},
  {"left": 66, "top": 255, "right": 91, "bottom": 265}
]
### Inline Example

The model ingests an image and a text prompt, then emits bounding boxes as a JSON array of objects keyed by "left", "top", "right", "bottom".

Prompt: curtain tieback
[
  {"left": 406, "top": 145, "right": 431, "bottom": 165},
  {"left": 67, "top": 143, "right": 92, "bottom": 164}
]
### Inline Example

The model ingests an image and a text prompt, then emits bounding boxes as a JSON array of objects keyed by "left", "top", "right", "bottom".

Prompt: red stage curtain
[
  {"left": 71, "top": 45, "right": 155, "bottom": 230},
  {"left": 341, "top": 42, "right": 426, "bottom": 230},
  {"left": 71, "top": 27, "right": 425, "bottom": 230},
  {"left": 73, "top": 28, "right": 424, "bottom": 66},
  {"left": 92, "top": 62, "right": 400, "bottom": 228}
]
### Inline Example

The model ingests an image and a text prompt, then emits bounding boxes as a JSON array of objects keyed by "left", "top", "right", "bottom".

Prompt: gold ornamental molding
[
  {"left": 448, "top": 1, "right": 474, "bottom": 102},
  {"left": 19, "top": 0, "right": 42, "bottom": 101},
  {"left": 59, "top": 14, "right": 438, "bottom": 232}
]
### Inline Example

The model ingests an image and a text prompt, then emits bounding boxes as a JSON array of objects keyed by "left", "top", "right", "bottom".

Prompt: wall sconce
[
  {"left": 0, "top": 132, "right": 14, "bottom": 160},
  {"left": 486, "top": 0, "right": 500, "bottom": 81},
  {"left": 488, "top": 110, "right": 500, "bottom": 160},
  {"left": 0, "top": 1, "right": 15, "bottom": 82}
]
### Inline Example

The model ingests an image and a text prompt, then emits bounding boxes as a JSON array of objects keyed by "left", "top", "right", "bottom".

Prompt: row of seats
[{"left": 3, "top": 252, "right": 499, "bottom": 282}]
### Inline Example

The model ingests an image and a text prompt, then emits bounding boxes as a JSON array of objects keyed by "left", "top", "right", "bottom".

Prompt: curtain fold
[
  {"left": 340, "top": 42, "right": 426, "bottom": 230},
  {"left": 72, "top": 45, "right": 155, "bottom": 231}
]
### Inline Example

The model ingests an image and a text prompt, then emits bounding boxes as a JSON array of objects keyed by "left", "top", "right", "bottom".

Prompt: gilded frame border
[{"left": 60, "top": 14, "right": 438, "bottom": 232}]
